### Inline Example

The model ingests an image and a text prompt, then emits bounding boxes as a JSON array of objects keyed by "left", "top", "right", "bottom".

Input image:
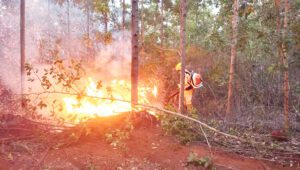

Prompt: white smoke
[
  {"left": 0, "top": 0, "right": 131, "bottom": 93},
  {"left": 92, "top": 31, "right": 131, "bottom": 80}
]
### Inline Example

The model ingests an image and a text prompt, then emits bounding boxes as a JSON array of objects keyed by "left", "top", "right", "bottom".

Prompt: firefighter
[{"left": 175, "top": 63, "right": 203, "bottom": 106}]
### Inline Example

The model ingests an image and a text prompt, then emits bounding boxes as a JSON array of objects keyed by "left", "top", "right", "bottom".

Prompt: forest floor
[
  {"left": 0, "top": 83, "right": 299, "bottom": 169},
  {"left": 0, "top": 119, "right": 298, "bottom": 170}
]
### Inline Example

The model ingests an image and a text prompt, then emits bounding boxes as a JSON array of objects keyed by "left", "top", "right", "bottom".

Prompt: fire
[
  {"left": 63, "top": 78, "right": 157, "bottom": 120},
  {"left": 152, "top": 86, "right": 158, "bottom": 97}
]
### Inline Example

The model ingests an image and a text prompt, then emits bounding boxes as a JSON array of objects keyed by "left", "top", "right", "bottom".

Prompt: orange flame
[
  {"left": 63, "top": 78, "right": 157, "bottom": 120},
  {"left": 152, "top": 86, "right": 158, "bottom": 97}
]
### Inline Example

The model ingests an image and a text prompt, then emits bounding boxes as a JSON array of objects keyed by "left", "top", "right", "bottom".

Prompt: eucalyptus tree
[
  {"left": 131, "top": 0, "right": 139, "bottom": 104},
  {"left": 20, "top": 0, "right": 25, "bottom": 99},
  {"left": 179, "top": 0, "right": 187, "bottom": 114},
  {"left": 282, "top": 0, "right": 290, "bottom": 132},
  {"left": 226, "top": 0, "right": 238, "bottom": 119}
]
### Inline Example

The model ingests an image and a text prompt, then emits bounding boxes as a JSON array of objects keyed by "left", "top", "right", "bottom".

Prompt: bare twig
[
  {"left": 199, "top": 125, "right": 213, "bottom": 157},
  {"left": 33, "top": 71, "right": 47, "bottom": 91}
]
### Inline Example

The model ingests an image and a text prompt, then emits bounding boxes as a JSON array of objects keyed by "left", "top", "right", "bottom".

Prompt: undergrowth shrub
[{"left": 159, "top": 105, "right": 206, "bottom": 144}]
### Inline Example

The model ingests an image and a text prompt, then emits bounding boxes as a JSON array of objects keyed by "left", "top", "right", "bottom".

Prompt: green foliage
[
  {"left": 206, "top": 60, "right": 228, "bottom": 87},
  {"left": 93, "top": 0, "right": 109, "bottom": 14},
  {"left": 23, "top": 58, "right": 87, "bottom": 123},
  {"left": 159, "top": 106, "right": 205, "bottom": 144},
  {"left": 26, "top": 58, "right": 85, "bottom": 91},
  {"left": 187, "top": 152, "right": 215, "bottom": 170},
  {"left": 105, "top": 123, "right": 133, "bottom": 150}
]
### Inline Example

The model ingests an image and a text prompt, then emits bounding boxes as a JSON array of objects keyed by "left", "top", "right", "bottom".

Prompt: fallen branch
[
  {"left": 141, "top": 104, "right": 254, "bottom": 143},
  {"left": 199, "top": 124, "right": 213, "bottom": 157},
  {"left": 0, "top": 135, "right": 35, "bottom": 143},
  {"left": 0, "top": 127, "right": 33, "bottom": 131},
  {"left": 23, "top": 91, "right": 300, "bottom": 155},
  {"left": 23, "top": 118, "right": 74, "bottom": 129},
  {"left": 23, "top": 91, "right": 249, "bottom": 142}
]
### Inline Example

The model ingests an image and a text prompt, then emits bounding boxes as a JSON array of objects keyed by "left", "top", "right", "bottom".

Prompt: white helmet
[{"left": 190, "top": 73, "right": 203, "bottom": 88}]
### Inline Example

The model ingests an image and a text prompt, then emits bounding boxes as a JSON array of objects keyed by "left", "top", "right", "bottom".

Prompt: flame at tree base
[{"left": 63, "top": 78, "right": 157, "bottom": 120}]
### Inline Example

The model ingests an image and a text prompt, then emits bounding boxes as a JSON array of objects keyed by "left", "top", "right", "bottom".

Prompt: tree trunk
[
  {"left": 67, "top": 0, "right": 70, "bottom": 58},
  {"left": 282, "top": 0, "right": 289, "bottom": 132},
  {"left": 276, "top": 0, "right": 290, "bottom": 132},
  {"left": 179, "top": 0, "right": 187, "bottom": 114},
  {"left": 48, "top": 0, "right": 50, "bottom": 40},
  {"left": 226, "top": 0, "right": 238, "bottom": 119},
  {"left": 140, "top": 0, "right": 144, "bottom": 46},
  {"left": 131, "top": 0, "right": 139, "bottom": 105},
  {"left": 86, "top": 0, "right": 91, "bottom": 62},
  {"left": 275, "top": 0, "right": 281, "bottom": 35},
  {"left": 104, "top": 0, "right": 108, "bottom": 33},
  {"left": 67, "top": 0, "right": 70, "bottom": 35},
  {"left": 20, "top": 0, "right": 25, "bottom": 101},
  {"left": 122, "top": 0, "right": 125, "bottom": 30},
  {"left": 104, "top": 13, "right": 108, "bottom": 33},
  {"left": 86, "top": 1, "right": 90, "bottom": 40},
  {"left": 160, "top": 0, "right": 164, "bottom": 47},
  {"left": 275, "top": 0, "right": 283, "bottom": 62}
]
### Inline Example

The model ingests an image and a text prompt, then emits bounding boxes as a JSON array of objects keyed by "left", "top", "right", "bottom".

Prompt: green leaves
[
  {"left": 104, "top": 124, "right": 133, "bottom": 150},
  {"left": 160, "top": 112, "right": 205, "bottom": 144},
  {"left": 23, "top": 57, "right": 86, "bottom": 124},
  {"left": 187, "top": 152, "right": 214, "bottom": 169},
  {"left": 94, "top": 0, "right": 109, "bottom": 14}
]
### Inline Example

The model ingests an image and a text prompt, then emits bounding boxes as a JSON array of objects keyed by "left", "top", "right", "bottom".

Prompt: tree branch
[
  {"left": 23, "top": 91, "right": 248, "bottom": 142},
  {"left": 23, "top": 91, "right": 300, "bottom": 154}
]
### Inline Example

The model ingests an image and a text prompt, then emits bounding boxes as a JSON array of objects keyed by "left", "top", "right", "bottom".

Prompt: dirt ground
[{"left": 0, "top": 123, "right": 297, "bottom": 170}]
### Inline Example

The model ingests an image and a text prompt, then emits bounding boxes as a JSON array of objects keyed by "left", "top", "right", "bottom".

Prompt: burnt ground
[{"left": 0, "top": 122, "right": 297, "bottom": 170}]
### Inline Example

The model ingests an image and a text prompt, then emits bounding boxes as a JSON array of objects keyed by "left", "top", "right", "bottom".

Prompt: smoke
[
  {"left": 92, "top": 31, "right": 131, "bottom": 80},
  {"left": 0, "top": 1, "right": 21, "bottom": 93},
  {"left": 0, "top": 0, "right": 131, "bottom": 93}
]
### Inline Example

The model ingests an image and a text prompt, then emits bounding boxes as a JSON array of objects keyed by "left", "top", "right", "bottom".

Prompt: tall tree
[
  {"left": 86, "top": 0, "right": 90, "bottom": 40},
  {"left": 160, "top": 0, "right": 164, "bottom": 47},
  {"left": 67, "top": 0, "right": 70, "bottom": 34},
  {"left": 122, "top": 0, "right": 125, "bottom": 30},
  {"left": 131, "top": 0, "right": 139, "bottom": 105},
  {"left": 282, "top": 0, "right": 290, "bottom": 132},
  {"left": 93, "top": 0, "right": 110, "bottom": 32},
  {"left": 276, "top": 0, "right": 290, "bottom": 132},
  {"left": 20, "top": 0, "right": 25, "bottom": 100},
  {"left": 103, "top": 0, "right": 109, "bottom": 33},
  {"left": 67, "top": 0, "right": 70, "bottom": 58},
  {"left": 140, "top": 0, "right": 144, "bottom": 45},
  {"left": 226, "top": 0, "right": 238, "bottom": 119},
  {"left": 86, "top": 0, "right": 93, "bottom": 62},
  {"left": 179, "top": 0, "right": 187, "bottom": 114},
  {"left": 275, "top": 0, "right": 282, "bottom": 63}
]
